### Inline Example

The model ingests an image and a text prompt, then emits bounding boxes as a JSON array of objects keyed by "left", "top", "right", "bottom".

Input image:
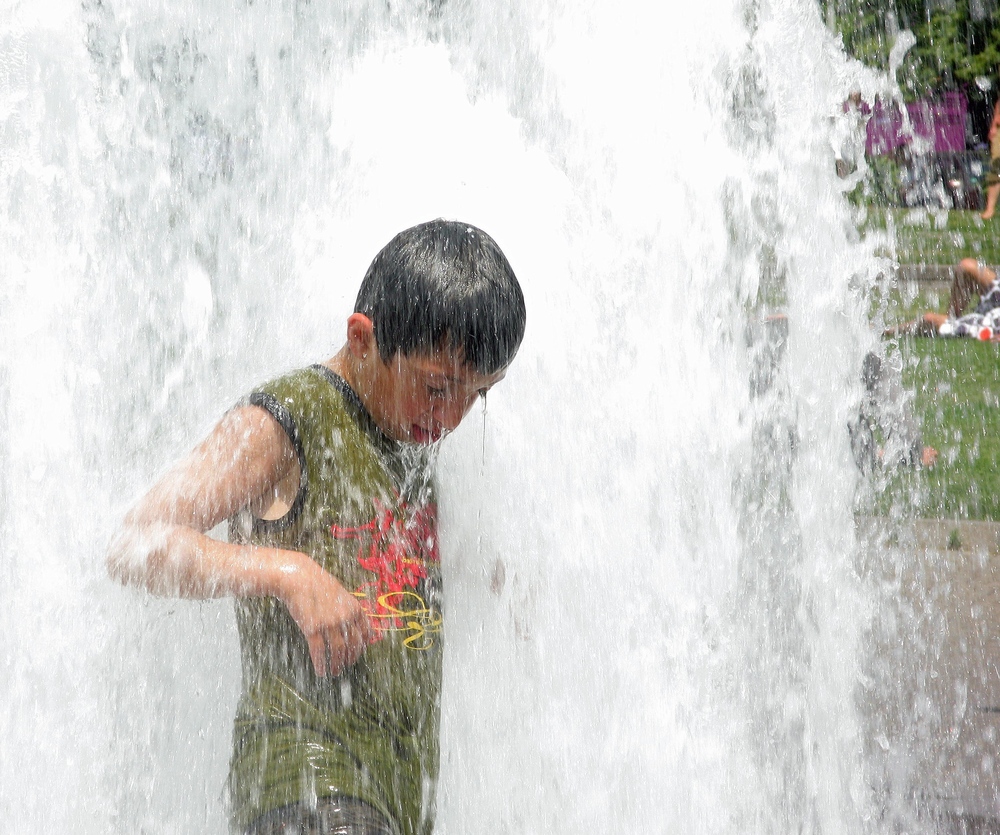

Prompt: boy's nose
[{"left": 434, "top": 394, "right": 477, "bottom": 431}]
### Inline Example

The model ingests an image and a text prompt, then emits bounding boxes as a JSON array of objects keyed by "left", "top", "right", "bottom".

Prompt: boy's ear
[{"left": 346, "top": 313, "right": 376, "bottom": 359}]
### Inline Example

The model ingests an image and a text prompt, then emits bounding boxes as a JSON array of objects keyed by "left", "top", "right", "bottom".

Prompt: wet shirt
[
  {"left": 945, "top": 275, "right": 1000, "bottom": 337},
  {"left": 974, "top": 276, "right": 1000, "bottom": 316},
  {"left": 227, "top": 366, "right": 443, "bottom": 835}
]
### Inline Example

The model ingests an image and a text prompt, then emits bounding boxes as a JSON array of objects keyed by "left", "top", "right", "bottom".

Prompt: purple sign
[{"left": 865, "top": 91, "right": 967, "bottom": 155}]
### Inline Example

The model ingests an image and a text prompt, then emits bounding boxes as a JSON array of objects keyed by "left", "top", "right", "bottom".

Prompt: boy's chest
[
  {"left": 319, "top": 490, "right": 441, "bottom": 647},
  {"left": 302, "top": 445, "right": 441, "bottom": 651}
]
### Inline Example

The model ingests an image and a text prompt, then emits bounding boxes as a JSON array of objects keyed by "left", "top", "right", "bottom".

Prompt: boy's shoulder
[
  {"left": 249, "top": 365, "right": 355, "bottom": 431},
  {"left": 249, "top": 365, "right": 394, "bottom": 459},
  {"left": 251, "top": 364, "right": 329, "bottom": 398}
]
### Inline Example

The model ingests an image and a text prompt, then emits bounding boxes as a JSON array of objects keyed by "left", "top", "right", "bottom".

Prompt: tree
[{"left": 827, "top": 0, "right": 1000, "bottom": 98}]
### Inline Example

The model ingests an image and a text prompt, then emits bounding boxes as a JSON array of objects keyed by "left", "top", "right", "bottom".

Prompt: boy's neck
[
  {"left": 322, "top": 346, "right": 389, "bottom": 431},
  {"left": 322, "top": 345, "right": 405, "bottom": 444},
  {"left": 322, "top": 347, "right": 362, "bottom": 396}
]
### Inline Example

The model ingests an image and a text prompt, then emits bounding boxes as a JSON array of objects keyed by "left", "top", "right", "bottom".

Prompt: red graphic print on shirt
[{"left": 329, "top": 498, "right": 441, "bottom": 649}]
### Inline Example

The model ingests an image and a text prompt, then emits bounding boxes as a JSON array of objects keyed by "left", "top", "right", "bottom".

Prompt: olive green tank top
[{"left": 227, "top": 366, "right": 443, "bottom": 835}]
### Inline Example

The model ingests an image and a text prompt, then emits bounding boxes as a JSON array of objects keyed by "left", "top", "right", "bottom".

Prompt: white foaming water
[{"left": 0, "top": 0, "right": 899, "bottom": 832}]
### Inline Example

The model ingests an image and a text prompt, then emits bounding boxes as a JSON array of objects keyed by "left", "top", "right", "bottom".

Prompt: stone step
[{"left": 897, "top": 264, "right": 957, "bottom": 283}]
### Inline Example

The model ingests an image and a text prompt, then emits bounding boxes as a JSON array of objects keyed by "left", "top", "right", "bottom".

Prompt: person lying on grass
[{"left": 884, "top": 259, "right": 1000, "bottom": 339}]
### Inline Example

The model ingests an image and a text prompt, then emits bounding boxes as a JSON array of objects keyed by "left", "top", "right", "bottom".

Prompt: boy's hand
[{"left": 279, "top": 557, "right": 376, "bottom": 677}]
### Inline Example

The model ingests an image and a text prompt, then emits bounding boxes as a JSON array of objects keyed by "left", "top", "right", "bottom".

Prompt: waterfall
[{"left": 1, "top": 0, "right": 892, "bottom": 831}]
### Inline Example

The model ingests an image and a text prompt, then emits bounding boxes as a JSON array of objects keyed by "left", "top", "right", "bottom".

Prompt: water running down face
[
  {"left": 365, "top": 349, "right": 506, "bottom": 445},
  {"left": 345, "top": 313, "right": 507, "bottom": 445}
]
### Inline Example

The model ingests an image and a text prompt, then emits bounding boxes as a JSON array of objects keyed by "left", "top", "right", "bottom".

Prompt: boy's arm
[{"left": 107, "top": 405, "right": 374, "bottom": 676}]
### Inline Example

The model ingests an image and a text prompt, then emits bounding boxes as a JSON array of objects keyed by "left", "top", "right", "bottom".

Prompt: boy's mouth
[{"left": 411, "top": 425, "right": 442, "bottom": 444}]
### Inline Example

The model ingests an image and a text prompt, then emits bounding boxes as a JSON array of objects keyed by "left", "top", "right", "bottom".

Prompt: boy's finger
[
  {"left": 341, "top": 623, "right": 367, "bottom": 665},
  {"left": 308, "top": 635, "right": 328, "bottom": 677}
]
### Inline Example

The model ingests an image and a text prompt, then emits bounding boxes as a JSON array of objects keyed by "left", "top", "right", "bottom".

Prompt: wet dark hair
[{"left": 354, "top": 219, "right": 526, "bottom": 374}]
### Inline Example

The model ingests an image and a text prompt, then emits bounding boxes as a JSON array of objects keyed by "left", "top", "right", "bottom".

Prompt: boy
[{"left": 108, "top": 219, "right": 526, "bottom": 835}]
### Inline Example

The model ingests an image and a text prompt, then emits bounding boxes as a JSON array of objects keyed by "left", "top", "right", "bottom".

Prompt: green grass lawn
[
  {"left": 862, "top": 208, "right": 1000, "bottom": 264},
  {"left": 863, "top": 208, "right": 1000, "bottom": 266},
  {"left": 873, "top": 275, "right": 950, "bottom": 328},
  {"left": 880, "top": 337, "right": 1000, "bottom": 521},
  {"left": 857, "top": 199, "right": 1000, "bottom": 521}
]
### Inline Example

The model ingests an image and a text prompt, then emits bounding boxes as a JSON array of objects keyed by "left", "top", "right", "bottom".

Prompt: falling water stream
[{"left": 0, "top": 0, "right": 970, "bottom": 832}]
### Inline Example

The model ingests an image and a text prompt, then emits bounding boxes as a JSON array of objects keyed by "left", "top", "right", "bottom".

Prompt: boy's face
[
  {"left": 368, "top": 349, "right": 507, "bottom": 445},
  {"left": 347, "top": 314, "right": 508, "bottom": 445}
]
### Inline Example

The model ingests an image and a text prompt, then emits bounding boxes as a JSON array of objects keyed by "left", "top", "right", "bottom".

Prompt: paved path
[{"left": 858, "top": 517, "right": 1000, "bottom": 827}]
